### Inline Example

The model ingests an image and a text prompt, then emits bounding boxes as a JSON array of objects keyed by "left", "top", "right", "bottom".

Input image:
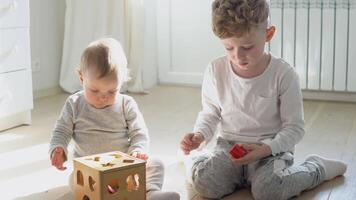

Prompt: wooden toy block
[{"left": 73, "top": 151, "right": 146, "bottom": 200}]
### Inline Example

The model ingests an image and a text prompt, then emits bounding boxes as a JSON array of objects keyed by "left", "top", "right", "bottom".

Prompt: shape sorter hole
[
  {"left": 89, "top": 176, "right": 96, "bottom": 191},
  {"left": 82, "top": 195, "right": 90, "bottom": 200},
  {"left": 102, "top": 162, "right": 115, "bottom": 167},
  {"left": 77, "top": 170, "right": 84, "bottom": 186},
  {"left": 107, "top": 179, "right": 120, "bottom": 194},
  {"left": 134, "top": 174, "right": 140, "bottom": 189},
  {"left": 126, "top": 174, "right": 140, "bottom": 192},
  {"left": 109, "top": 153, "right": 122, "bottom": 159},
  {"left": 85, "top": 156, "right": 100, "bottom": 161},
  {"left": 123, "top": 159, "right": 134, "bottom": 163}
]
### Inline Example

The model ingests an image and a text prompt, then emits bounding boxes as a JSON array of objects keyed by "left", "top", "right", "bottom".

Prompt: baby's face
[
  {"left": 80, "top": 69, "right": 120, "bottom": 109},
  {"left": 221, "top": 27, "right": 270, "bottom": 72}
]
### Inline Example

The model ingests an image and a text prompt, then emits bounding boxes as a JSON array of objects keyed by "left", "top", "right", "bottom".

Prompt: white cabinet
[{"left": 0, "top": 0, "right": 33, "bottom": 131}]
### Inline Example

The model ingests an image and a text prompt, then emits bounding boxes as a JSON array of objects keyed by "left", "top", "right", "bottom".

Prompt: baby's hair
[
  {"left": 212, "top": 0, "right": 270, "bottom": 38},
  {"left": 79, "top": 38, "right": 130, "bottom": 84}
]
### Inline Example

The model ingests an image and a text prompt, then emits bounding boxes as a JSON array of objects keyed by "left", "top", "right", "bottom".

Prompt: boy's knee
[
  {"left": 189, "top": 152, "right": 237, "bottom": 198},
  {"left": 192, "top": 177, "right": 226, "bottom": 199},
  {"left": 191, "top": 163, "right": 228, "bottom": 199},
  {"left": 251, "top": 174, "right": 285, "bottom": 200}
]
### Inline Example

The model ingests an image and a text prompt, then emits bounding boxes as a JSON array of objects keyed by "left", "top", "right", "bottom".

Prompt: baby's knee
[
  {"left": 68, "top": 172, "right": 74, "bottom": 192},
  {"left": 147, "top": 157, "right": 164, "bottom": 171}
]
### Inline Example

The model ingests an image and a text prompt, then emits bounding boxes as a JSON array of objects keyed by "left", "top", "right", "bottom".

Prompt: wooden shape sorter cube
[{"left": 73, "top": 151, "right": 146, "bottom": 200}]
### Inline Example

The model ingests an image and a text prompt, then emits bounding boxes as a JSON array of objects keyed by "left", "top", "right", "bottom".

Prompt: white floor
[{"left": 1, "top": 85, "right": 356, "bottom": 200}]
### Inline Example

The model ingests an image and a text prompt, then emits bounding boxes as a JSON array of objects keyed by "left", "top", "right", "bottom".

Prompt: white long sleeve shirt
[
  {"left": 194, "top": 55, "right": 305, "bottom": 155},
  {"left": 49, "top": 91, "right": 149, "bottom": 159}
]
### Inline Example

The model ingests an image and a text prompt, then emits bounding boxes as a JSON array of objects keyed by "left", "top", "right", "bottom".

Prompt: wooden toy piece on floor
[{"left": 73, "top": 151, "right": 146, "bottom": 200}]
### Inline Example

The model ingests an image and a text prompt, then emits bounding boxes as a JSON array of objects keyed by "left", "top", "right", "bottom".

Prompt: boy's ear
[{"left": 266, "top": 26, "right": 276, "bottom": 42}]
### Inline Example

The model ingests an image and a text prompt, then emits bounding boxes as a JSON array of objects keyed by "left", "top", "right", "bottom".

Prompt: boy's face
[
  {"left": 80, "top": 68, "right": 120, "bottom": 109},
  {"left": 221, "top": 26, "right": 274, "bottom": 72}
]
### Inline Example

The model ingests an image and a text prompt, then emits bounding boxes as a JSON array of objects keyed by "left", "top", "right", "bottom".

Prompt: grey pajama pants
[{"left": 190, "top": 138, "right": 326, "bottom": 200}]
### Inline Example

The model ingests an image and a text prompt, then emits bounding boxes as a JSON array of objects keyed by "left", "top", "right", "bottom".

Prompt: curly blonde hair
[
  {"left": 79, "top": 38, "right": 130, "bottom": 84},
  {"left": 212, "top": 0, "right": 270, "bottom": 38}
]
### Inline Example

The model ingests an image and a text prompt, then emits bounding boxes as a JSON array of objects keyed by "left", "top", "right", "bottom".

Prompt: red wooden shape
[{"left": 230, "top": 144, "right": 246, "bottom": 159}]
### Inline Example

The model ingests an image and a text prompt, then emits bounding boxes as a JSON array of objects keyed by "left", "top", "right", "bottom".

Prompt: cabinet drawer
[
  {"left": 0, "top": 69, "right": 33, "bottom": 118},
  {"left": 0, "top": 0, "right": 29, "bottom": 28},
  {"left": 0, "top": 28, "right": 30, "bottom": 73}
]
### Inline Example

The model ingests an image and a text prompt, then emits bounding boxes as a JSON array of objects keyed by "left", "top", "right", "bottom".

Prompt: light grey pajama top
[
  {"left": 49, "top": 91, "right": 149, "bottom": 159},
  {"left": 194, "top": 55, "right": 305, "bottom": 155}
]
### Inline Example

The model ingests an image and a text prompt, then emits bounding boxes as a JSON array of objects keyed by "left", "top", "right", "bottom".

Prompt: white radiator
[{"left": 269, "top": 0, "right": 356, "bottom": 92}]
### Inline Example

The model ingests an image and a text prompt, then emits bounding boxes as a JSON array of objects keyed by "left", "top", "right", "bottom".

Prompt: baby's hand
[
  {"left": 51, "top": 147, "right": 67, "bottom": 171},
  {"left": 130, "top": 152, "right": 148, "bottom": 160},
  {"left": 180, "top": 132, "right": 205, "bottom": 155},
  {"left": 230, "top": 143, "right": 272, "bottom": 165}
]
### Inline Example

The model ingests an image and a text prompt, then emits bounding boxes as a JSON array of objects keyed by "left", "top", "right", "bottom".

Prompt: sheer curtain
[{"left": 59, "top": 0, "right": 145, "bottom": 93}]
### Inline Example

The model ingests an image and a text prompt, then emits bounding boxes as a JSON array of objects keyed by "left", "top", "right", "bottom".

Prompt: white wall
[
  {"left": 30, "top": 0, "right": 65, "bottom": 92},
  {"left": 142, "top": 0, "right": 158, "bottom": 89}
]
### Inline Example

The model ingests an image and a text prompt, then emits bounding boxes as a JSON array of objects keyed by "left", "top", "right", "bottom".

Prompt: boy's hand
[
  {"left": 230, "top": 143, "right": 272, "bottom": 165},
  {"left": 130, "top": 152, "right": 148, "bottom": 160},
  {"left": 180, "top": 132, "right": 205, "bottom": 155},
  {"left": 51, "top": 147, "right": 67, "bottom": 171}
]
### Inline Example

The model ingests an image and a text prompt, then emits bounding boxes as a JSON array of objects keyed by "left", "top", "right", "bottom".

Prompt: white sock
[
  {"left": 306, "top": 154, "right": 347, "bottom": 181},
  {"left": 147, "top": 190, "right": 180, "bottom": 200}
]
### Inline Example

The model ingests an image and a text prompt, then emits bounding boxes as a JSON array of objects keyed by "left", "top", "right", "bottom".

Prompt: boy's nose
[{"left": 237, "top": 50, "right": 246, "bottom": 59}]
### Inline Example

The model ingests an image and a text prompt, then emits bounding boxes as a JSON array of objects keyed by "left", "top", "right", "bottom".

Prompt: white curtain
[{"left": 59, "top": 0, "right": 146, "bottom": 93}]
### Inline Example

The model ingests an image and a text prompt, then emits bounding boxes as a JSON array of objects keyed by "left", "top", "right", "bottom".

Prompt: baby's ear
[
  {"left": 78, "top": 70, "right": 84, "bottom": 85},
  {"left": 266, "top": 26, "right": 276, "bottom": 42}
]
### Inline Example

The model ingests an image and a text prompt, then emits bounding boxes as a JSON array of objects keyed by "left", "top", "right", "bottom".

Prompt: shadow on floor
[{"left": 13, "top": 186, "right": 73, "bottom": 200}]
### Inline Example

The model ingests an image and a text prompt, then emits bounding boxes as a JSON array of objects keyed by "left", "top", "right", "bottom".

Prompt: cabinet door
[
  {"left": 0, "top": 0, "right": 29, "bottom": 28},
  {"left": 0, "top": 28, "right": 31, "bottom": 73},
  {"left": 156, "top": 0, "right": 224, "bottom": 85},
  {"left": 0, "top": 69, "right": 33, "bottom": 118}
]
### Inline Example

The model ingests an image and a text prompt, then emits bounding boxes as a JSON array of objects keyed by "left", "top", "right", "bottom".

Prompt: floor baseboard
[
  {"left": 33, "top": 86, "right": 64, "bottom": 99},
  {"left": 302, "top": 90, "right": 356, "bottom": 103}
]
